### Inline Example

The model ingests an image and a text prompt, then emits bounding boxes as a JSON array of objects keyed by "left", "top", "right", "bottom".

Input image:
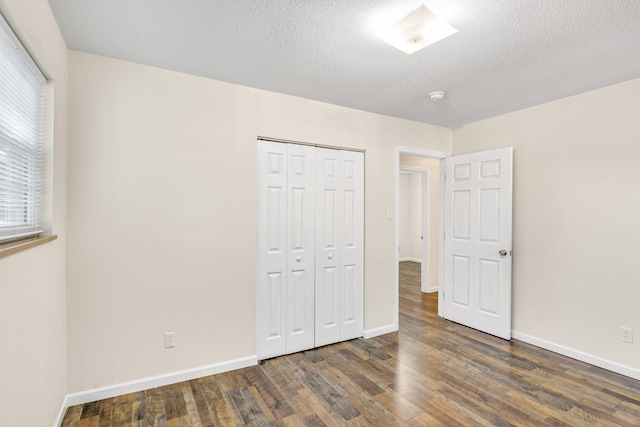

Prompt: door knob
[
  {"left": 499, "top": 250, "right": 507, "bottom": 257},
  {"left": 296, "top": 256, "right": 301, "bottom": 262},
  {"left": 328, "top": 254, "right": 333, "bottom": 260}
]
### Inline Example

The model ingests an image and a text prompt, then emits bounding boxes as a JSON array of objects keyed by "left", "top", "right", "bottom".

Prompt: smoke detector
[{"left": 429, "top": 91, "right": 446, "bottom": 101}]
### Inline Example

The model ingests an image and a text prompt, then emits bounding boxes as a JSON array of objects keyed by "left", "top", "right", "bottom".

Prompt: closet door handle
[
  {"left": 296, "top": 256, "right": 301, "bottom": 262},
  {"left": 327, "top": 254, "right": 333, "bottom": 260}
]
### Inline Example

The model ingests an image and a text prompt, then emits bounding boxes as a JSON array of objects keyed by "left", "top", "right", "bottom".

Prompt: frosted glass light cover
[{"left": 378, "top": 5, "right": 458, "bottom": 54}]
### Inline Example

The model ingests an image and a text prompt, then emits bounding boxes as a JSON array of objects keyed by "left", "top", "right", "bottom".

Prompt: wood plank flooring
[{"left": 61, "top": 261, "right": 640, "bottom": 426}]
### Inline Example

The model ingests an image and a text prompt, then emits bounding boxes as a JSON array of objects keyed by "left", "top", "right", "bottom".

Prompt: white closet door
[
  {"left": 258, "top": 142, "right": 363, "bottom": 359},
  {"left": 315, "top": 148, "right": 364, "bottom": 346},
  {"left": 285, "top": 144, "right": 316, "bottom": 353},
  {"left": 257, "top": 142, "right": 288, "bottom": 359},
  {"left": 257, "top": 142, "right": 316, "bottom": 359},
  {"left": 339, "top": 150, "right": 364, "bottom": 341}
]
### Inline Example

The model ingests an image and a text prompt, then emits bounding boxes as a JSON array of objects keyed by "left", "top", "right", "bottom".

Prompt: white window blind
[{"left": 0, "top": 14, "right": 46, "bottom": 242}]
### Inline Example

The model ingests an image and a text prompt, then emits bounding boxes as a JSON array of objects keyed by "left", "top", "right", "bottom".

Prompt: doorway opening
[{"left": 395, "top": 147, "right": 448, "bottom": 330}]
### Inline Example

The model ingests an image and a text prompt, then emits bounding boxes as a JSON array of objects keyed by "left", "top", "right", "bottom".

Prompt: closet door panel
[
  {"left": 257, "top": 142, "right": 288, "bottom": 359},
  {"left": 340, "top": 151, "right": 364, "bottom": 341},
  {"left": 315, "top": 148, "right": 342, "bottom": 347},
  {"left": 286, "top": 144, "right": 316, "bottom": 353}
]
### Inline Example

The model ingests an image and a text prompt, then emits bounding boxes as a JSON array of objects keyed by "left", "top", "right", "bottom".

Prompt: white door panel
[
  {"left": 340, "top": 150, "right": 364, "bottom": 341},
  {"left": 286, "top": 144, "right": 316, "bottom": 354},
  {"left": 315, "top": 148, "right": 342, "bottom": 346},
  {"left": 443, "top": 147, "right": 512, "bottom": 340},
  {"left": 257, "top": 142, "right": 288, "bottom": 358},
  {"left": 315, "top": 148, "right": 364, "bottom": 347}
]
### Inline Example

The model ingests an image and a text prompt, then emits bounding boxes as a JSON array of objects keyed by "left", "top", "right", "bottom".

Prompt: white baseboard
[
  {"left": 363, "top": 323, "right": 398, "bottom": 339},
  {"left": 425, "top": 286, "right": 439, "bottom": 293},
  {"left": 54, "top": 355, "right": 257, "bottom": 426},
  {"left": 399, "top": 257, "right": 421, "bottom": 263},
  {"left": 53, "top": 395, "right": 71, "bottom": 427},
  {"left": 512, "top": 331, "right": 640, "bottom": 381}
]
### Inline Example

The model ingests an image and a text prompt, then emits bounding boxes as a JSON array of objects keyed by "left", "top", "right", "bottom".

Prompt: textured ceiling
[{"left": 47, "top": 0, "right": 640, "bottom": 128}]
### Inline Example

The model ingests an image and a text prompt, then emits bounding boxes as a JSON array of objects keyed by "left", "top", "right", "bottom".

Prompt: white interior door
[
  {"left": 257, "top": 142, "right": 316, "bottom": 359},
  {"left": 442, "top": 147, "right": 513, "bottom": 340},
  {"left": 285, "top": 144, "right": 316, "bottom": 353},
  {"left": 315, "top": 148, "right": 364, "bottom": 346},
  {"left": 257, "top": 142, "right": 288, "bottom": 358},
  {"left": 337, "top": 150, "right": 364, "bottom": 342}
]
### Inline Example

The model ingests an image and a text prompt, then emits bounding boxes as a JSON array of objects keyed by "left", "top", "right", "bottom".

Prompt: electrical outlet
[
  {"left": 165, "top": 332, "right": 176, "bottom": 348},
  {"left": 621, "top": 327, "right": 633, "bottom": 343}
]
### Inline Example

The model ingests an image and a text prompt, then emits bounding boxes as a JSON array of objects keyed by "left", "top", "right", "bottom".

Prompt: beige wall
[
  {"left": 399, "top": 172, "right": 421, "bottom": 261},
  {"left": 453, "top": 78, "right": 640, "bottom": 370},
  {"left": 0, "top": 0, "right": 68, "bottom": 426},
  {"left": 66, "top": 51, "right": 452, "bottom": 391}
]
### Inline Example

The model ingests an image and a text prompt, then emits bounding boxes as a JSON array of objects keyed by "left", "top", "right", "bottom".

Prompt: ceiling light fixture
[
  {"left": 377, "top": 4, "right": 458, "bottom": 55},
  {"left": 429, "top": 91, "right": 446, "bottom": 101}
]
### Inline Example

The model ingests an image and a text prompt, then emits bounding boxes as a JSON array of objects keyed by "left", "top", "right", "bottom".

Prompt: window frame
[{"left": 0, "top": 12, "right": 47, "bottom": 244}]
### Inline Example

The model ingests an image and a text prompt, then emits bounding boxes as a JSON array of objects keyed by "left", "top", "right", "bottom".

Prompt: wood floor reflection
[{"left": 61, "top": 261, "right": 640, "bottom": 426}]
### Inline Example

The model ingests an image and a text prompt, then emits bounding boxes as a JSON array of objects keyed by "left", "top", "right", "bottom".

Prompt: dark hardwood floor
[{"left": 61, "top": 261, "right": 640, "bottom": 426}]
